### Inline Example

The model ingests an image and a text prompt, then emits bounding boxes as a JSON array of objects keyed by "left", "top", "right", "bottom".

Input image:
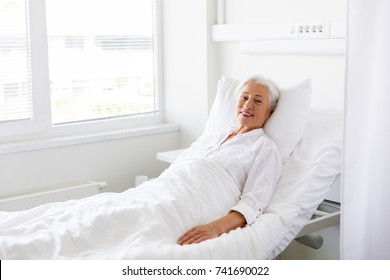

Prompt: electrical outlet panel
[
  {"left": 293, "top": 21, "right": 327, "bottom": 38},
  {"left": 211, "top": 19, "right": 345, "bottom": 42}
]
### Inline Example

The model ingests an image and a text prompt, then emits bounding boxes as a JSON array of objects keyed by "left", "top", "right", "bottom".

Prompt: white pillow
[
  {"left": 203, "top": 76, "right": 312, "bottom": 163},
  {"left": 203, "top": 76, "right": 239, "bottom": 136},
  {"left": 264, "top": 78, "right": 312, "bottom": 162}
]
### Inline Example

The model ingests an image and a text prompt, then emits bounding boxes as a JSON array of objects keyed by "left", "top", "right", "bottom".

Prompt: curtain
[{"left": 342, "top": 0, "right": 390, "bottom": 259}]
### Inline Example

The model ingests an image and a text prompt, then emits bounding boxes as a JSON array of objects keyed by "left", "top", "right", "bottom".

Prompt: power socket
[{"left": 294, "top": 21, "right": 327, "bottom": 38}]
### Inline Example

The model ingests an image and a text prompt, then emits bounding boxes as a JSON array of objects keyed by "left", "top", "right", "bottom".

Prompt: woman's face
[{"left": 235, "top": 81, "right": 271, "bottom": 132}]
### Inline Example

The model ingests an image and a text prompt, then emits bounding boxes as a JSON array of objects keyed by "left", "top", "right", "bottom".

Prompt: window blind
[{"left": 0, "top": 0, "right": 32, "bottom": 123}]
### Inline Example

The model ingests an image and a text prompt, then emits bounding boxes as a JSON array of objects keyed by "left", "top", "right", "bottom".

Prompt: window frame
[{"left": 0, "top": 0, "right": 163, "bottom": 141}]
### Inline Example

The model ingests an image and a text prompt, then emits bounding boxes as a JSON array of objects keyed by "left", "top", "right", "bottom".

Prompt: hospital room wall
[
  {"left": 0, "top": 133, "right": 180, "bottom": 196},
  {"left": 162, "top": 0, "right": 219, "bottom": 147}
]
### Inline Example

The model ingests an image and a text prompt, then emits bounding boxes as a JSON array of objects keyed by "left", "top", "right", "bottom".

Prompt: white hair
[{"left": 235, "top": 75, "right": 280, "bottom": 113}]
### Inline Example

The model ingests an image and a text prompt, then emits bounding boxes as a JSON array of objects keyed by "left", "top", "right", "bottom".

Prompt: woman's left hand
[
  {"left": 177, "top": 211, "right": 246, "bottom": 245},
  {"left": 177, "top": 222, "right": 220, "bottom": 245}
]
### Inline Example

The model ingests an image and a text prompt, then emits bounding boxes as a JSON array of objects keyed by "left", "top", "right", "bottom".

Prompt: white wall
[
  {"left": 162, "top": 0, "right": 219, "bottom": 147},
  {"left": 225, "top": 0, "right": 346, "bottom": 22},
  {"left": 0, "top": 132, "right": 179, "bottom": 195}
]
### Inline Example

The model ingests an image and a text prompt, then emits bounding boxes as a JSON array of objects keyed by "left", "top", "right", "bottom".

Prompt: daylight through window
[
  {"left": 0, "top": 0, "right": 158, "bottom": 135},
  {"left": 46, "top": 0, "right": 157, "bottom": 124}
]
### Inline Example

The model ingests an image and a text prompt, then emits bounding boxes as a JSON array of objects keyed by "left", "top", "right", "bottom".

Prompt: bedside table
[
  {"left": 136, "top": 149, "right": 186, "bottom": 186},
  {"left": 156, "top": 148, "right": 186, "bottom": 163}
]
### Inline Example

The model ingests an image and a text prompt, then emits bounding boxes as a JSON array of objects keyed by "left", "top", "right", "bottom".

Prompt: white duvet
[{"left": 0, "top": 158, "right": 243, "bottom": 259}]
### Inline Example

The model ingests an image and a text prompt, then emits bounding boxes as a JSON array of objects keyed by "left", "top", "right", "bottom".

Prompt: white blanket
[{"left": 0, "top": 158, "right": 242, "bottom": 259}]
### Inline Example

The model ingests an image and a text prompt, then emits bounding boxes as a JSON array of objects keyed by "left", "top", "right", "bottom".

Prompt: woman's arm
[{"left": 177, "top": 211, "right": 246, "bottom": 245}]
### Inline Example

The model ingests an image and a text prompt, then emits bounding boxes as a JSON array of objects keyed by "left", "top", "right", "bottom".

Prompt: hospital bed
[
  {"left": 0, "top": 76, "right": 342, "bottom": 260},
  {"left": 155, "top": 76, "right": 342, "bottom": 258}
]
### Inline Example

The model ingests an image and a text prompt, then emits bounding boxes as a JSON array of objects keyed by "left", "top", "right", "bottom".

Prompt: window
[
  {"left": 0, "top": 0, "right": 32, "bottom": 124},
  {"left": 0, "top": 0, "right": 161, "bottom": 138}
]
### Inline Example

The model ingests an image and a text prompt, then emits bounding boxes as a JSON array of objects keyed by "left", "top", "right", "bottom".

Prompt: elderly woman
[{"left": 177, "top": 75, "right": 282, "bottom": 245}]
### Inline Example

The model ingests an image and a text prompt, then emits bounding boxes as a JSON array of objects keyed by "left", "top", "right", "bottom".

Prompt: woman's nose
[{"left": 243, "top": 98, "right": 253, "bottom": 108}]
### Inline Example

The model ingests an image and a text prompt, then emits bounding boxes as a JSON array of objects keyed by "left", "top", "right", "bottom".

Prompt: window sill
[{"left": 0, "top": 123, "right": 180, "bottom": 156}]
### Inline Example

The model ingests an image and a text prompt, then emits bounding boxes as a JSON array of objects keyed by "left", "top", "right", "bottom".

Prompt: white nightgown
[{"left": 175, "top": 128, "right": 283, "bottom": 224}]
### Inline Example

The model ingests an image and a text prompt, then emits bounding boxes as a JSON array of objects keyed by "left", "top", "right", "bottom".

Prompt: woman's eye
[{"left": 255, "top": 99, "right": 262, "bottom": 103}]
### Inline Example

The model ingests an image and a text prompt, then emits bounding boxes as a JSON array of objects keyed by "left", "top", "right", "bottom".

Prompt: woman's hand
[
  {"left": 177, "top": 211, "right": 246, "bottom": 245},
  {"left": 177, "top": 222, "right": 220, "bottom": 245}
]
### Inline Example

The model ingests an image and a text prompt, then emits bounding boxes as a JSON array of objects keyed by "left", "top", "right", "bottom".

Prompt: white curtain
[{"left": 342, "top": 0, "right": 390, "bottom": 259}]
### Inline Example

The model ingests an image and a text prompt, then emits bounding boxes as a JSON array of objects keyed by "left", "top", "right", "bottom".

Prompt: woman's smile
[
  {"left": 240, "top": 109, "right": 254, "bottom": 117},
  {"left": 235, "top": 81, "right": 271, "bottom": 133}
]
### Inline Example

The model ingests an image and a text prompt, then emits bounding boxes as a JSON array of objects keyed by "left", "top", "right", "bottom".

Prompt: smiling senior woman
[{"left": 177, "top": 76, "right": 283, "bottom": 245}]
